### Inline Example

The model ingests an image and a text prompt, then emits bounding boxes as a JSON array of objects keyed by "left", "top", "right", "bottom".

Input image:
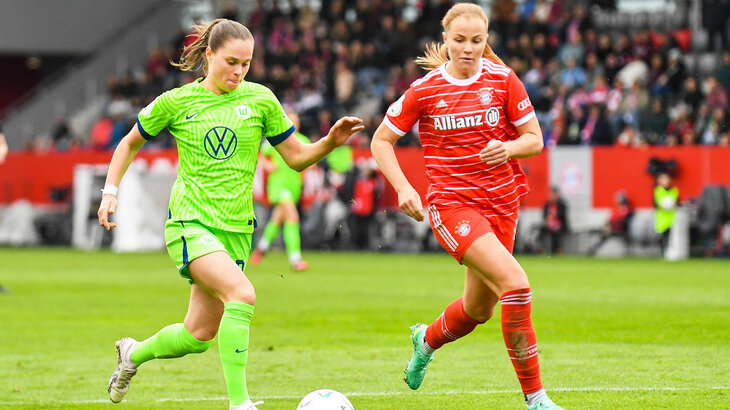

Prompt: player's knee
[
  {"left": 498, "top": 269, "right": 530, "bottom": 294},
  {"left": 226, "top": 284, "right": 256, "bottom": 305}
]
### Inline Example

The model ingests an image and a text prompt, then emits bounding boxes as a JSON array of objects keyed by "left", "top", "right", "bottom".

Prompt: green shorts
[
  {"left": 267, "top": 184, "right": 302, "bottom": 205},
  {"left": 164, "top": 219, "right": 252, "bottom": 282}
]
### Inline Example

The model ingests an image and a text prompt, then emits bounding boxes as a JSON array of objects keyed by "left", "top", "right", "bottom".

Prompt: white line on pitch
[{"left": 1, "top": 386, "right": 728, "bottom": 405}]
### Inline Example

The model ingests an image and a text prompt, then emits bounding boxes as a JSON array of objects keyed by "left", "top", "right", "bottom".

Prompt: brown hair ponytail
[{"left": 171, "top": 18, "right": 253, "bottom": 74}]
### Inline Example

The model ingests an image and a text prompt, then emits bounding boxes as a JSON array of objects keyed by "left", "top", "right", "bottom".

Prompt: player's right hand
[
  {"left": 98, "top": 194, "right": 118, "bottom": 231},
  {"left": 397, "top": 185, "right": 424, "bottom": 222}
]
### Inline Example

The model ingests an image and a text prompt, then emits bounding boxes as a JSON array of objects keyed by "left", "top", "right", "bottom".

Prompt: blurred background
[{"left": 1, "top": 0, "right": 729, "bottom": 259}]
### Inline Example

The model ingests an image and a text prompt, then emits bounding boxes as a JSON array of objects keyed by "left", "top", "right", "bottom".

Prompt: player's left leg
[
  {"left": 188, "top": 251, "right": 256, "bottom": 409},
  {"left": 461, "top": 234, "right": 562, "bottom": 409}
]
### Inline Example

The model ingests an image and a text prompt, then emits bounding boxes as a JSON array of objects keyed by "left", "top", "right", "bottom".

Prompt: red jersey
[{"left": 384, "top": 58, "right": 536, "bottom": 216}]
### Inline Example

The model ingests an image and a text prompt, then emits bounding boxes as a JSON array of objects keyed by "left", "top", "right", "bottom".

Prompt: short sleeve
[
  {"left": 263, "top": 93, "right": 295, "bottom": 146},
  {"left": 382, "top": 85, "right": 421, "bottom": 136},
  {"left": 136, "top": 91, "right": 175, "bottom": 139},
  {"left": 505, "top": 70, "right": 535, "bottom": 126}
]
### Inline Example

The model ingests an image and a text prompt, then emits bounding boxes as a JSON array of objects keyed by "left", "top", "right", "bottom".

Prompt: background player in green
[
  {"left": 97, "top": 19, "right": 363, "bottom": 410},
  {"left": 251, "top": 110, "right": 310, "bottom": 271}
]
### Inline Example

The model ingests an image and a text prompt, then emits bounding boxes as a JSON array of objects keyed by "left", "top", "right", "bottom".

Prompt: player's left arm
[
  {"left": 274, "top": 116, "right": 364, "bottom": 172},
  {"left": 481, "top": 116, "right": 543, "bottom": 165},
  {"left": 481, "top": 70, "right": 544, "bottom": 165}
]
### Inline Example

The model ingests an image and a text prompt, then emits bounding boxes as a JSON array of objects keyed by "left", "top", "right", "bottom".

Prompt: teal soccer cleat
[
  {"left": 403, "top": 324, "right": 433, "bottom": 390},
  {"left": 527, "top": 394, "right": 565, "bottom": 410}
]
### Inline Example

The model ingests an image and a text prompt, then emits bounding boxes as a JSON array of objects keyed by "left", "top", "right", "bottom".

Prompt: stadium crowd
[{"left": 31, "top": 0, "right": 730, "bottom": 152}]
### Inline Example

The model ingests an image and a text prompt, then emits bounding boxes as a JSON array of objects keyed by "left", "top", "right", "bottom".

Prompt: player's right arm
[
  {"left": 371, "top": 122, "right": 424, "bottom": 222},
  {"left": 98, "top": 125, "right": 147, "bottom": 230},
  {"left": 372, "top": 85, "right": 424, "bottom": 222}
]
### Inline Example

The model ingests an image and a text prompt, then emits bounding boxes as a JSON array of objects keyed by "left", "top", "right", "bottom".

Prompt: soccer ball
[{"left": 296, "top": 389, "right": 354, "bottom": 410}]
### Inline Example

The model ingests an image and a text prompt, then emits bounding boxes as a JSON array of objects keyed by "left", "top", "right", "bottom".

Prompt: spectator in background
[
  {"left": 654, "top": 172, "right": 679, "bottom": 255},
  {"left": 541, "top": 186, "right": 569, "bottom": 255},
  {"left": 644, "top": 99, "right": 670, "bottom": 144},
  {"left": 589, "top": 190, "right": 634, "bottom": 256},
  {"left": 582, "top": 104, "right": 613, "bottom": 145},
  {"left": 681, "top": 76, "right": 705, "bottom": 117},
  {"left": 716, "top": 52, "right": 730, "bottom": 93},
  {"left": 705, "top": 75, "right": 729, "bottom": 110},
  {"left": 348, "top": 159, "right": 380, "bottom": 250},
  {"left": 702, "top": 0, "right": 730, "bottom": 52},
  {"left": 89, "top": 114, "right": 114, "bottom": 150}
]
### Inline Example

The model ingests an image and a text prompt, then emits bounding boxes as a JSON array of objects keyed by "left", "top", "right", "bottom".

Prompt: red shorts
[{"left": 428, "top": 204, "right": 518, "bottom": 263}]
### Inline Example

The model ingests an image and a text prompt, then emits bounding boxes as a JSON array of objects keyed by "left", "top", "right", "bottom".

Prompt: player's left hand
[
  {"left": 325, "top": 117, "right": 365, "bottom": 147},
  {"left": 480, "top": 139, "right": 511, "bottom": 165}
]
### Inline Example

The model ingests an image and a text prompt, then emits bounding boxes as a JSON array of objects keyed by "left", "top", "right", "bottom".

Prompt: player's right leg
[
  {"left": 108, "top": 221, "right": 222, "bottom": 403},
  {"left": 404, "top": 206, "right": 495, "bottom": 390}
]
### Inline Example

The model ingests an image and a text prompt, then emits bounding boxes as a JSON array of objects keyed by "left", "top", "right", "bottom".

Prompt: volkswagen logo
[{"left": 204, "top": 126, "right": 237, "bottom": 160}]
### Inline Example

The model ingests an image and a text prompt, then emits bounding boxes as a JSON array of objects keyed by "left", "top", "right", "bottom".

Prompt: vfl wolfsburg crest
[
  {"left": 204, "top": 126, "right": 237, "bottom": 160},
  {"left": 236, "top": 104, "right": 252, "bottom": 120}
]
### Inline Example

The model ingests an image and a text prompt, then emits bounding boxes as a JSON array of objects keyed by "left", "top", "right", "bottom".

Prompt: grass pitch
[{"left": 0, "top": 248, "right": 728, "bottom": 409}]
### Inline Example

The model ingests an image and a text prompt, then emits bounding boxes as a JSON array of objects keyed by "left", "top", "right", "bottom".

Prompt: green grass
[{"left": 0, "top": 248, "right": 728, "bottom": 409}]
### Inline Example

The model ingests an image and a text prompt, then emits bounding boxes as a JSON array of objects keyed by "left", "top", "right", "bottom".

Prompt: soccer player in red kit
[{"left": 371, "top": 4, "right": 563, "bottom": 410}]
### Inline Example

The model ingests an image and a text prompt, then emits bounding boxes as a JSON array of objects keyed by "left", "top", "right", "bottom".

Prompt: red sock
[
  {"left": 500, "top": 288, "right": 543, "bottom": 394},
  {"left": 424, "top": 297, "right": 483, "bottom": 350}
]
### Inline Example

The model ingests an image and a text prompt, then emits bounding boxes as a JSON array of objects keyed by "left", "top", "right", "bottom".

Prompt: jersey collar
[{"left": 439, "top": 58, "right": 484, "bottom": 86}]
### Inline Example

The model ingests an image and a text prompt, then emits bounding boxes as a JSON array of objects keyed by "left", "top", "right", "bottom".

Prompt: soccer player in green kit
[
  {"left": 250, "top": 110, "right": 310, "bottom": 271},
  {"left": 97, "top": 19, "right": 363, "bottom": 410}
]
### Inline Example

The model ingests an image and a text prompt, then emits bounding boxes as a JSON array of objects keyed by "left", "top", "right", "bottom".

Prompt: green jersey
[
  {"left": 262, "top": 131, "right": 310, "bottom": 191},
  {"left": 137, "top": 78, "right": 294, "bottom": 233},
  {"left": 654, "top": 185, "right": 678, "bottom": 233}
]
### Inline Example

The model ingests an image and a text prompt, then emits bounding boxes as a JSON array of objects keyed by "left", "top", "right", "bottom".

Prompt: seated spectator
[
  {"left": 705, "top": 75, "right": 729, "bottom": 111},
  {"left": 541, "top": 186, "right": 569, "bottom": 255},
  {"left": 89, "top": 115, "right": 113, "bottom": 150},
  {"left": 589, "top": 190, "right": 634, "bottom": 256},
  {"left": 560, "top": 56, "right": 587, "bottom": 89}
]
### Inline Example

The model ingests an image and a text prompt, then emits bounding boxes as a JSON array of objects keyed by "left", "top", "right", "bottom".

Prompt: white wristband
[{"left": 101, "top": 184, "right": 118, "bottom": 196}]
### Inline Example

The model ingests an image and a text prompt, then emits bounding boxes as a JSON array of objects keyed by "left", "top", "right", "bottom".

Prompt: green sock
[
  {"left": 259, "top": 221, "right": 280, "bottom": 251},
  {"left": 130, "top": 323, "right": 212, "bottom": 366},
  {"left": 283, "top": 222, "right": 301, "bottom": 261},
  {"left": 219, "top": 301, "right": 254, "bottom": 406}
]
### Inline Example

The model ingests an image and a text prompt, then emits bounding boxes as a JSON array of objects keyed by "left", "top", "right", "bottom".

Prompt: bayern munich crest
[
  {"left": 455, "top": 220, "right": 471, "bottom": 237},
  {"left": 478, "top": 88, "right": 493, "bottom": 105}
]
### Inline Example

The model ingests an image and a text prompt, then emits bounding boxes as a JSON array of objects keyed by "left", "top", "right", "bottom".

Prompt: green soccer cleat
[
  {"left": 403, "top": 324, "right": 433, "bottom": 390},
  {"left": 526, "top": 394, "right": 565, "bottom": 410}
]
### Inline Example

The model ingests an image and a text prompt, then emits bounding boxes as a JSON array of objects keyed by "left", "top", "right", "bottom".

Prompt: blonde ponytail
[
  {"left": 415, "top": 3, "right": 506, "bottom": 71},
  {"left": 415, "top": 42, "right": 449, "bottom": 71}
]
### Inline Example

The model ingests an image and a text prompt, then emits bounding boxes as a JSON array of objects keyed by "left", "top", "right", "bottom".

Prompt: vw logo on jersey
[
  {"left": 485, "top": 107, "right": 500, "bottom": 127},
  {"left": 204, "top": 126, "right": 237, "bottom": 160}
]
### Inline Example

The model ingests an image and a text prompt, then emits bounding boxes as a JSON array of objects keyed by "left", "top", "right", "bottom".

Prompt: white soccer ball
[{"left": 296, "top": 389, "right": 354, "bottom": 410}]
